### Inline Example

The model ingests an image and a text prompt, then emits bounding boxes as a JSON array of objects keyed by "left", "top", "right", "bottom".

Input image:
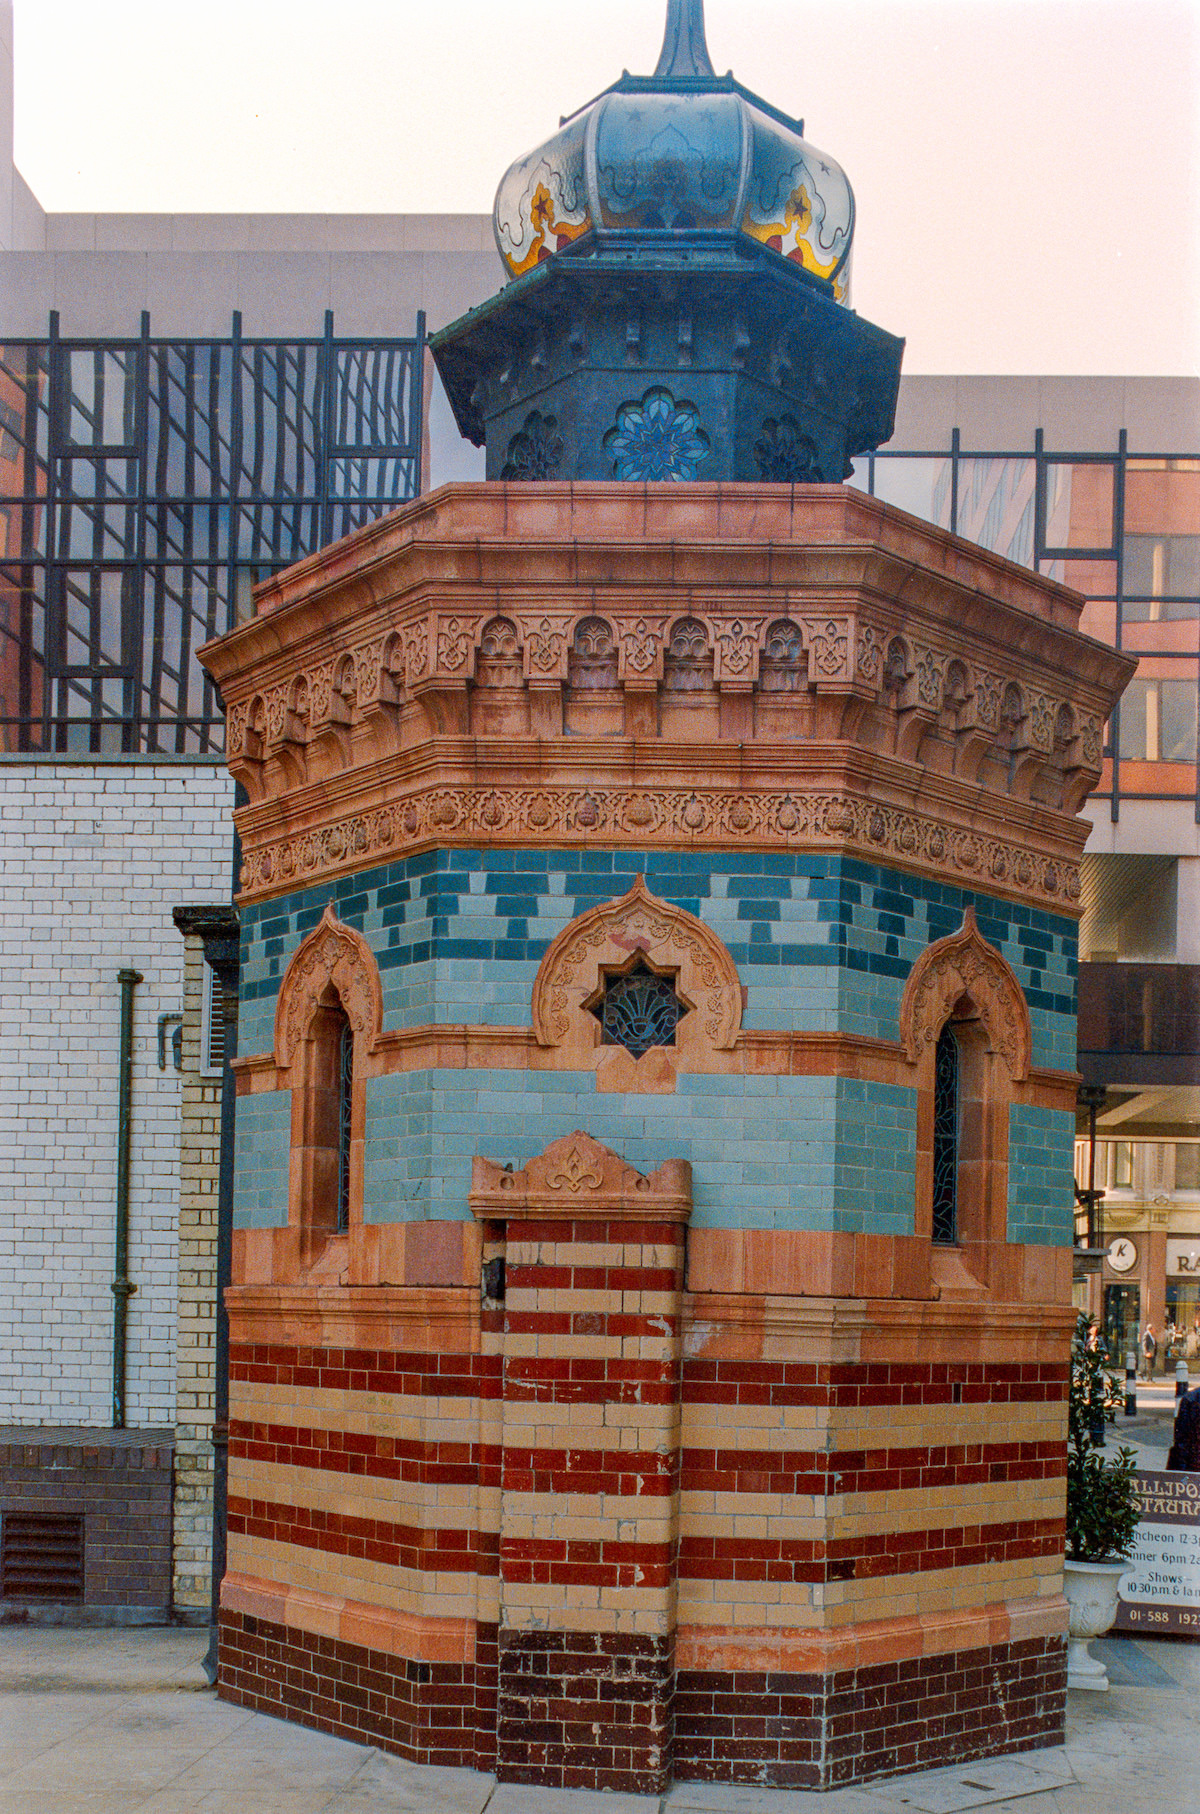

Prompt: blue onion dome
[{"left": 493, "top": 0, "right": 855, "bottom": 303}]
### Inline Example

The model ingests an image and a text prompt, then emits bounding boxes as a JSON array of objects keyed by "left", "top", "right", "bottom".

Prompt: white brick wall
[{"left": 0, "top": 760, "right": 235, "bottom": 1426}]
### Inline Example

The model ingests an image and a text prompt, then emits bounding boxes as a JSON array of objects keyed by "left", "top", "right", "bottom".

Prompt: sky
[{"left": 11, "top": 0, "right": 1200, "bottom": 375}]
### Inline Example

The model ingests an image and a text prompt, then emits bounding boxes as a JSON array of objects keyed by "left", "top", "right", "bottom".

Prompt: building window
[
  {"left": 1123, "top": 534, "right": 1200, "bottom": 613},
  {"left": 1117, "top": 677, "right": 1199, "bottom": 763},
  {"left": 1111, "top": 1141, "right": 1133, "bottom": 1189},
  {"left": 1176, "top": 1145, "right": 1200, "bottom": 1191},
  {"left": 932, "top": 1025, "right": 959, "bottom": 1244},
  {"left": 592, "top": 960, "right": 683, "bottom": 1059}
]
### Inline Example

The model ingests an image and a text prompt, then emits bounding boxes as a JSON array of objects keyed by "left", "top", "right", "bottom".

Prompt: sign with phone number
[{"left": 1113, "top": 1470, "right": 1200, "bottom": 1637}]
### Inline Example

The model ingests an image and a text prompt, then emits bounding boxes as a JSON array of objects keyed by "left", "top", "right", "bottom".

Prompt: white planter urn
[{"left": 1063, "top": 1557, "right": 1128, "bottom": 1690}]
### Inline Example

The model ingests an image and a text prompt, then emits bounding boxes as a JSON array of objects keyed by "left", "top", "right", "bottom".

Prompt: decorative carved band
[
  {"left": 222, "top": 608, "right": 1105, "bottom": 760},
  {"left": 899, "top": 908, "right": 1032, "bottom": 1082},
  {"left": 469, "top": 1131, "right": 692, "bottom": 1224},
  {"left": 273, "top": 905, "right": 383, "bottom": 1070},
  {"left": 238, "top": 783, "right": 1081, "bottom": 913}
]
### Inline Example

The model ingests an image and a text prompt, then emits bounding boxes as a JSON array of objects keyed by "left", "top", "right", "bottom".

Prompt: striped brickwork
[{"left": 218, "top": 1208, "right": 1073, "bottom": 1789}]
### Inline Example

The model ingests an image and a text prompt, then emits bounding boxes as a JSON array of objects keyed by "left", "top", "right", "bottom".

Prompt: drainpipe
[
  {"left": 112, "top": 966, "right": 144, "bottom": 1430},
  {"left": 205, "top": 944, "right": 239, "bottom": 1681}
]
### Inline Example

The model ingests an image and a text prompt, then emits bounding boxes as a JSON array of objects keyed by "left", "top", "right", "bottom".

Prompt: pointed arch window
[
  {"left": 295, "top": 986, "right": 356, "bottom": 1263},
  {"left": 932, "top": 1024, "right": 960, "bottom": 1245},
  {"left": 336, "top": 1009, "right": 354, "bottom": 1234}
]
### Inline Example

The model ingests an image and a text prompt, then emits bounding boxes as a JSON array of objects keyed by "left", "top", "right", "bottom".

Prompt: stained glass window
[
  {"left": 593, "top": 960, "right": 683, "bottom": 1059},
  {"left": 932, "top": 1025, "right": 959, "bottom": 1245}
]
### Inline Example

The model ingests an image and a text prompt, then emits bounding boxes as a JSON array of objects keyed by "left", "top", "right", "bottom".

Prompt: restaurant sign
[
  {"left": 1113, "top": 1469, "right": 1200, "bottom": 1637},
  {"left": 1166, "top": 1238, "right": 1200, "bottom": 1275}
]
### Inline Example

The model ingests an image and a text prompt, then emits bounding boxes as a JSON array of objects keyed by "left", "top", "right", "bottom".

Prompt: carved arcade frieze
[{"left": 199, "top": 485, "right": 1132, "bottom": 908}]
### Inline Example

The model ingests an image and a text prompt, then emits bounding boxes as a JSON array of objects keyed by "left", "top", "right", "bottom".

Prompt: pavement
[{"left": 0, "top": 1621, "right": 1196, "bottom": 1814}]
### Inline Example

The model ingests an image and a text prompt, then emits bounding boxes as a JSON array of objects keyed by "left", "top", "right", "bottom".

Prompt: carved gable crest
[
  {"left": 899, "top": 908, "right": 1032, "bottom": 1081},
  {"left": 470, "top": 1132, "right": 691, "bottom": 1224},
  {"left": 274, "top": 905, "right": 383, "bottom": 1070}
]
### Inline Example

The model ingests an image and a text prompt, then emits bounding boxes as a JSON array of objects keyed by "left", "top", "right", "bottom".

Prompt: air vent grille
[{"left": 0, "top": 1512, "right": 85, "bottom": 1601}]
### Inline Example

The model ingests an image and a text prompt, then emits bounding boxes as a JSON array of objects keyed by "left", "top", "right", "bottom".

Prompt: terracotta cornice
[
  {"left": 196, "top": 484, "right": 1133, "bottom": 912},
  {"left": 211, "top": 483, "right": 1085, "bottom": 640}
]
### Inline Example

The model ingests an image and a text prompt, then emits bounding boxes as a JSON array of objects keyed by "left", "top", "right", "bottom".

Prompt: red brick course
[{"left": 227, "top": 1495, "right": 500, "bottom": 1575}]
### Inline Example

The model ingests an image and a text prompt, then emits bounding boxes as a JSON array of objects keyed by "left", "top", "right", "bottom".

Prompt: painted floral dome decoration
[{"left": 494, "top": 0, "right": 855, "bottom": 302}]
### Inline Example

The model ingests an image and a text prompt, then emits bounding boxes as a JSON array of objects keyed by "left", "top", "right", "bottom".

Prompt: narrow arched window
[
  {"left": 932, "top": 1024, "right": 959, "bottom": 1244},
  {"left": 298, "top": 990, "right": 354, "bottom": 1259},
  {"left": 336, "top": 1014, "right": 353, "bottom": 1233}
]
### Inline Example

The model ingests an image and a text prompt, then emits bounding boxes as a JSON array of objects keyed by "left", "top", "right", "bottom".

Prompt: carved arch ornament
[
  {"left": 899, "top": 908, "right": 1031, "bottom": 1083},
  {"left": 531, "top": 875, "right": 743, "bottom": 1092},
  {"left": 274, "top": 905, "right": 384, "bottom": 1072}
]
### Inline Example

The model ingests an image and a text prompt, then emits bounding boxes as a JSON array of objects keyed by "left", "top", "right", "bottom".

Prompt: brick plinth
[
  {"left": 675, "top": 1634, "right": 1067, "bottom": 1788},
  {"left": 218, "top": 1607, "right": 1065, "bottom": 1789},
  {"left": 497, "top": 1629, "right": 674, "bottom": 1794},
  {"left": 218, "top": 1608, "right": 499, "bottom": 1769}
]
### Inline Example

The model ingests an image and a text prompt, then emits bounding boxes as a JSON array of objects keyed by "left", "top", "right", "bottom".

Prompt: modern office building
[{"left": 0, "top": 0, "right": 1196, "bottom": 1635}]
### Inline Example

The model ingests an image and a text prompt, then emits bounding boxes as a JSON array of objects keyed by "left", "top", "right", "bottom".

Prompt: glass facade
[
  {"left": 859, "top": 445, "right": 1200, "bottom": 819},
  {"left": 0, "top": 312, "right": 424, "bottom": 754}
]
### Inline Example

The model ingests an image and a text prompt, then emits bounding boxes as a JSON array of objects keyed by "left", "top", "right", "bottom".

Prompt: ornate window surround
[
  {"left": 531, "top": 875, "right": 742, "bottom": 1092},
  {"left": 272, "top": 906, "right": 383, "bottom": 1269},
  {"left": 900, "top": 908, "right": 1032, "bottom": 1293}
]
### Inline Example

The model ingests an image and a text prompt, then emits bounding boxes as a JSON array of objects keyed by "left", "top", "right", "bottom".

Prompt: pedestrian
[
  {"left": 1141, "top": 1321, "right": 1158, "bottom": 1382},
  {"left": 1167, "top": 1385, "right": 1200, "bottom": 1471}
]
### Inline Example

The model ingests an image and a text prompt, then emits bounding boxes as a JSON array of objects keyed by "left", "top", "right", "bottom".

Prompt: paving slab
[
  {"left": 0, "top": 1626, "right": 209, "bottom": 1695},
  {"left": 487, "top": 1788, "right": 661, "bottom": 1814},
  {"left": 667, "top": 1790, "right": 885, "bottom": 1812},
  {"left": 323, "top": 1752, "right": 495, "bottom": 1813}
]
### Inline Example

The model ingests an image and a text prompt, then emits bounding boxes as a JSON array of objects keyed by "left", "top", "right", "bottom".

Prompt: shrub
[{"left": 1066, "top": 1312, "right": 1140, "bottom": 1562}]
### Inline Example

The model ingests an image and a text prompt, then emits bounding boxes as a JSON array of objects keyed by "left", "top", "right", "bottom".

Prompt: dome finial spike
[{"left": 653, "top": 0, "right": 717, "bottom": 81}]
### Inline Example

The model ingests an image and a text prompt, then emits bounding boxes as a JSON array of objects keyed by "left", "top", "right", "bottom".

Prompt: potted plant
[{"left": 1063, "top": 1312, "right": 1141, "bottom": 1690}]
